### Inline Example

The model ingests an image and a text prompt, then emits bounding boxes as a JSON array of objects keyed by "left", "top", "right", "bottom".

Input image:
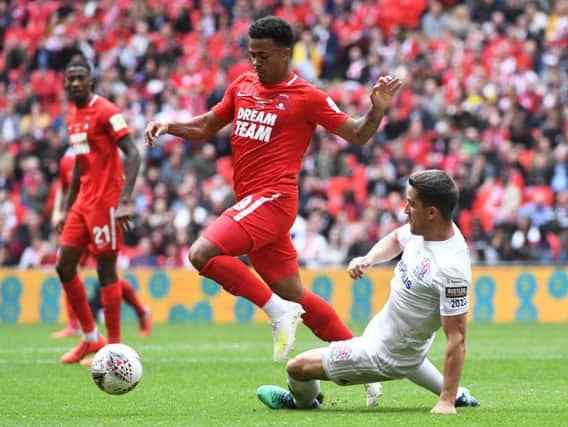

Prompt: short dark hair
[
  {"left": 249, "top": 16, "right": 294, "bottom": 48},
  {"left": 408, "top": 170, "right": 458, "bottom": 221},
  {"left": 65, "top": 57, "right": 92, "bottom": 75}
]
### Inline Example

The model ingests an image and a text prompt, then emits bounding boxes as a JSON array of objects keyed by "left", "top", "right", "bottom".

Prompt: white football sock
[
  {"left": 262, "top": 294, "right": 288, "bottom": 321},
  {"left": 288, "top": 376, "right": 320, "bottom": 409},
  {"left": 406, "top": 358, "right": 443, "bottom": 396},
  {"left": 84, "top": 329, "right": 99, "bottom": 342}
]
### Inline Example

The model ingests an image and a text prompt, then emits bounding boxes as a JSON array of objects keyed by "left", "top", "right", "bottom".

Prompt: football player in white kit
[{"left": 257, "top": 170, "right": 479, "bottom": 414}]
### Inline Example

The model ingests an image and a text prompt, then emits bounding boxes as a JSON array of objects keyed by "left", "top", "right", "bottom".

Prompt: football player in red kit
[
  {"left": 51, "top": 150, "right": 151, "bottom": 341},
  {"left": 145, "top": 16, "right": 401, "bottom": 405},
  {"left": 56, "top": 58, "right": 141, "bottom": 364}
]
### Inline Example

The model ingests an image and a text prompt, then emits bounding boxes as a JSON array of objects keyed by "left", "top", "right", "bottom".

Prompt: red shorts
[
  {"left": 60, "top": 203, "right": 123, "bottom": 255},
  {"left": 203, "top": 191, "right": 299, "bottom": 284}
]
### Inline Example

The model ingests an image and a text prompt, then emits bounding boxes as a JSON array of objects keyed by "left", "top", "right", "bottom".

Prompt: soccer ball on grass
[{"left": 91, "top": 343, "right": 143, "bottom": 395}]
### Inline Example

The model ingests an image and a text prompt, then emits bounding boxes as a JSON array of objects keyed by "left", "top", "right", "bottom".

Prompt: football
[{"left": 91, "top": 344, "right": 143, "bottom": 395}]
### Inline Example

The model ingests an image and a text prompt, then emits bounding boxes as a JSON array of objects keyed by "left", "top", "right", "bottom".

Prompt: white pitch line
[
  {"left": 0, "top": 342, "right": 269, "bottom": 354},
  {"left": 0, "top": 356, "right": 270, "bottom": 366}
]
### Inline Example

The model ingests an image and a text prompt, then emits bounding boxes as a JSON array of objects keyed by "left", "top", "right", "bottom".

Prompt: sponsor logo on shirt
[
  {"left": 109, "top": 113, "right": 127, "bottom": 132},
  {"left": 445, "top": 286, "right": 468, "bottom": 298},
  {"left": 234, "top": 107, "right": 278, "bottom": 142},
  {"left": 398, "top": 260, "right": 412, "bottom": 289},
  {"left": 69, "top": 132, "right": 90, "bottom": 155}
]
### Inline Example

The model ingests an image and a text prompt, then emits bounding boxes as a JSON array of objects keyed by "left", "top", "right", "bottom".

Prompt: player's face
[
  {"left": 64, "top": 67, "right": 92, "bottom": 105},
  {"left": 249, "top": 38, "right": 291, "bottom": 84},
  {"left": 404, "top": 186, "right": 430, "bottom": 236}
]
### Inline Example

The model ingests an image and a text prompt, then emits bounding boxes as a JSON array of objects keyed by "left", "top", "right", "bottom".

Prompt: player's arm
[
  {"left": 431, "top": 312, "right": 467, "bottom": 414},
  {"left": 117, "top": 134, "right": 141, "bottom": 203},
  {"left": 51, "top": 183, "right": 68, "bottom": 232},
  {"left": 64, "top": 160, "right": 81, "bottom": 211},
  {"left": 347, "top": 226, "right": 404, "bottom": 279},
  {"left": 144, "top": 111, "right": 228, "bottom": 147},
  {"left": 332, "top": 75, "right": 402, "bottom": 146}
]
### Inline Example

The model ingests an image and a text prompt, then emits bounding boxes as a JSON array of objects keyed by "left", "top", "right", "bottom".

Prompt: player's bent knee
[
  {"left": 286, "top": 355, "right": 313, "bottom": 380},
  {"left": 55, "top": 263, "right": 76, "bottom": 282},
  {"left": 188, "top": 239, "right": 221, "bottom": 270}
]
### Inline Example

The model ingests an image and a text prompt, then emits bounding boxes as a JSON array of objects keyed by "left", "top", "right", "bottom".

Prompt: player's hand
[
  {"left": 52, "top": 211, "right": 67, "bottom": 234},
  {"left": 115, "top": 201, "right": 136, "bottom": 232},
  {"left": 370, "top": 75, "right": 402, "bottom": 112},
  {"left": 144, "top": 121, "right": 169, "bottom": 147},
  {"left": 347, "top": 256, "right": 372, "bottom": 280},
  {"left": 430, "top": 400, "right": 457, "bottom": 415}
]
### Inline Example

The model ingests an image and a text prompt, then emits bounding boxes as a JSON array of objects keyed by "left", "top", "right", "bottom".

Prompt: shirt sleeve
[
  {"left": 436, "top": 269, "right": 470, "bottom": 317},
  {"left": 100, "top": 102, "right": 130, "bottom": 143},
  {"left": 304, "top": 86, "right": 349, "bottom": 132},
  {"left": 396, "top": 224, "right": 413, "bottom": 249},
  {"left": 211, "top": 78, "right": 238, "bottom": 122}
]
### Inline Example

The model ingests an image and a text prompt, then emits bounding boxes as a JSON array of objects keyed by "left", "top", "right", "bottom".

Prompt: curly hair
[{"left": 248, "top": 15, "right": 294, "bottom": 48}]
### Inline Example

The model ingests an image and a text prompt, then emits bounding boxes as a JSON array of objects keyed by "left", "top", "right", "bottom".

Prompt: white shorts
[{"left": 322, "top": 337, "right": 416, "bottom": 386}]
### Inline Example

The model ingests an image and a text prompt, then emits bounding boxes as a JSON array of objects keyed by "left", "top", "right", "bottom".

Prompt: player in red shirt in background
[
  {"left": 50, "top": 149, "right": 152, "bottom": 340},
  {"left": 145, "top": 16, "right": 401, "bottom": 404},
  {"left": 56, "top": 58, "right": 141, "bottom": 364}
]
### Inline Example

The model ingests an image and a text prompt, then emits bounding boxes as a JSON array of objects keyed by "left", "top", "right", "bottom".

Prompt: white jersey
[{"left": 363, "top": 223, "right": 471, "bottom": 373}]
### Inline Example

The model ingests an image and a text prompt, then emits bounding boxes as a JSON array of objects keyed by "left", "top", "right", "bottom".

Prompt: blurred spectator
[{"left": 294, "top": 210, "right": 328, "bottom": 268}]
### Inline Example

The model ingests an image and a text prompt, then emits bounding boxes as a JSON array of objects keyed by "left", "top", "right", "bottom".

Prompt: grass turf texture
[{"left": 1, "top": 323, "right": 567, "bottom": 426}]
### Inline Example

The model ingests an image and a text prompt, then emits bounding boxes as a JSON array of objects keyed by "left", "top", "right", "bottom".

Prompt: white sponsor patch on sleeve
[
  {"left": 109, "top": 113, "right": 127, "bottom": 131},
  {"left": 326, "top": 96, "right": 341, "bottom": 113}
]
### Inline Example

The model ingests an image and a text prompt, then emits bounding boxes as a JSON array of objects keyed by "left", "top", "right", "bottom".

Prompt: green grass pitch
[{"left": 1, "top": 323, "right": 567, "bottom": 426}]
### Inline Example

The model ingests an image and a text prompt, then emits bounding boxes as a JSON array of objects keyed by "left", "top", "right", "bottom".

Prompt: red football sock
[
  {"left": 120, "top": 278, "right": 145, "bottom": 318},
  {"left": 101, "top": 281, "right": 122, "bottom": 344},
  {"left": 62, "top": 275, "right": 95, "bottom": 334},
  {"left": 300, "top": 289, "right": 354, "bottom": 342},
  {"left": 200, "top": 255, "right": 272, "bottom": 308},
  {"left": 64, "top": 296, "right": 79, "bottom": 330}
]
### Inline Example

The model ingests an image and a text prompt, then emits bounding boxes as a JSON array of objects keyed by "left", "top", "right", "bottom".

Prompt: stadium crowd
[{"left": 0, "top": 0, "right": 567, "bottom": 269}]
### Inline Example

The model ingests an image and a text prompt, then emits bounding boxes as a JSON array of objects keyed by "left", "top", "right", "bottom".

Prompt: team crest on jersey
[
  {"left": 330, "top": 344, "right": 352, "bottom": 362},
  {"left": 275, "top": 94, "right": 289, "bottom": 110},
  {"left": 413, "top": 257, "right": 431, "bottom": 280}
]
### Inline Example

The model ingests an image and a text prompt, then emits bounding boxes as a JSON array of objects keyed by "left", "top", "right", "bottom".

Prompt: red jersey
[
  {"left": 212, "top": 72, "right": 348, "bottom": 199},
  {"left": 66, "top": 95, "right": 130, "bottom": 207}
]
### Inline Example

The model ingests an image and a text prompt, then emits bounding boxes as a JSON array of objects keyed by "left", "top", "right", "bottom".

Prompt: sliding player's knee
[
  {"left": 286, "top": 355, "right": 313, "bottom": 380},
  {"left": 286, "top": 356, "right": 303, "bottom": 379}
]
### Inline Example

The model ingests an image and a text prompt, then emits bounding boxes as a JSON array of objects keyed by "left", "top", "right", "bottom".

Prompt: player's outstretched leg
[
  {"left": 200, "top": 254, "right": 300, "bottom": 361},
  {"left": 271, "top": 301, "right": 305, "bottom": 362},
  {"left": 299, "top": 289, "right": 381, "bottom": 406},
  {"left": 299, "top": 289, "right": 353, "bottom": 341},
  {"left": 455, "top": 387, "right": 480, "bottom": 407}
]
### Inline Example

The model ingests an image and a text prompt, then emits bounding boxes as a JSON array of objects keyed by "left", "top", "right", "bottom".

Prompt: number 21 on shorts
[{"left": 93, "top": 225, "right": 111, "bottom": 248}]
